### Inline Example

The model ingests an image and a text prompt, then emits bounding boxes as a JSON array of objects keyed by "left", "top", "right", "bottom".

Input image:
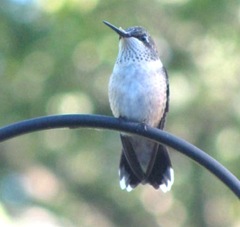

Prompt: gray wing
[{"left": 158, "top": 66, "right": 169, "bottom": 130}]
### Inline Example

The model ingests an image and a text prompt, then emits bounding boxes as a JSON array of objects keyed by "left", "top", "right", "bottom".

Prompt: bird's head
[{"left": 103, "top": 21, "right": 159, "bottom": 63}]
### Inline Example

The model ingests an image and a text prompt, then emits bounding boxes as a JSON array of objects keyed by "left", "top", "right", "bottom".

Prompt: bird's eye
[{"left": 139, "top": 35, "right": 148, "bottom": 43}]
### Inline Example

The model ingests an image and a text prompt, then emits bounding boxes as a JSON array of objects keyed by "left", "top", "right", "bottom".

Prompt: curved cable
[{"left": 0, "top": 114, "right": 239, "bottom": 198}]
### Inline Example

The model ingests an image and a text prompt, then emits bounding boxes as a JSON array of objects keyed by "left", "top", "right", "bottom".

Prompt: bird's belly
[{"left": 109, "top": 63, "right": 167, "bottom": 127}]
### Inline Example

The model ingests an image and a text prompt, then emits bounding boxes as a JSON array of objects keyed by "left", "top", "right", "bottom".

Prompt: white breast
[{"left": 108, "top": 59, "right": 167, "bottom": 127}]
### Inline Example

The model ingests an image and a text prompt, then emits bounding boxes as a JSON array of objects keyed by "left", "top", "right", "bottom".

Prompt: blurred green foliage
[{"left": 0, "top": 0, "right": 239, "bottom": 226}]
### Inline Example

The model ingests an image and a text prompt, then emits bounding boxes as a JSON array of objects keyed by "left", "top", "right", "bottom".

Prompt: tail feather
[
  {"left": 119, "top": 151, "right": 141, "bottom": 191},
  {"left": 147, "top": 144, "right": 174, "bottom": 192},
  {"left": 119, "top": 141, "right": 174, "bottom": 192}
]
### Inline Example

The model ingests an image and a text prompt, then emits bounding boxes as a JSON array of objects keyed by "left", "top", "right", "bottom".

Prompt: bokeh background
[{"left": 0, "top": 0, "right": 240, "bottom": 226}]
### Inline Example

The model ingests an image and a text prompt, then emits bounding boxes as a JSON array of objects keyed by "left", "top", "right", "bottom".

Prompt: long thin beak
[{"left": 103, "top": 21, "right": 130, "bottom": 38}]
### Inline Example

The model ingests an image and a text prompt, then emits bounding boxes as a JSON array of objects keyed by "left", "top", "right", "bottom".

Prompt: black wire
[{"left": 0, "top": 114, "right": 239, "bottom": 198}]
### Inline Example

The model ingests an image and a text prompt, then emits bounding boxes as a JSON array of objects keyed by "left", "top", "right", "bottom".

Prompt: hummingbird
[{"left": 104, "top": 21, "right": 174, "bottom": 192}]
